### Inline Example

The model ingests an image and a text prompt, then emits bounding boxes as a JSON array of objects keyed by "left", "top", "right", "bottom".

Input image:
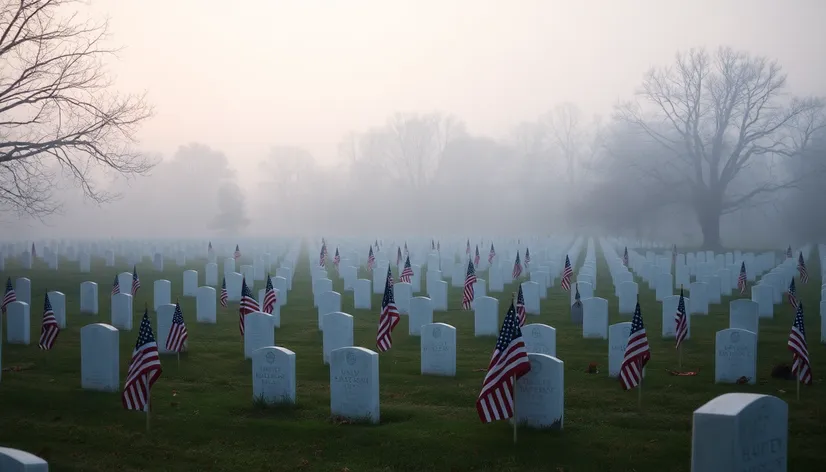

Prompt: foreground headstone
[
  {"left": 329, "top": 346, "right": 380, "bottom": 424},
  {"left": 80, "top": 323, "right": 119, "bottom": 392},
  {"left": 6, "top": 301, "right": 30, "bottom": 345},
  {"left": 691, "top": 393, "right": 787, "bottom": 472},
  {"left": 514, "top": 353, "right": 564, "bottom": 430},
  {"left": 251, "top": 346, "right": 296, "bottom": 405},
  {"left": 420, "top": 322, "right": 456, "bottom": 377},
  {"left": 0, "top": 447, "right": 49, "bottom": 471},
  {"left": 522, "top": 323, "right": 557, "bottom": 357},
  {"left": 715, "top": 328, "right": 757, "bottom": 385}
]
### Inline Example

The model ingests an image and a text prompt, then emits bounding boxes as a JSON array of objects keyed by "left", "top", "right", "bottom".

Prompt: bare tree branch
[{"left": 0, "top": 0, "right": 154, "bottom": 217}]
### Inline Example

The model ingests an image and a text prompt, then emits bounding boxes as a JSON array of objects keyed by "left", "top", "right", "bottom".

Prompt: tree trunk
[{"left": 697, "top": 204, "right": 722, "bottom": 250}]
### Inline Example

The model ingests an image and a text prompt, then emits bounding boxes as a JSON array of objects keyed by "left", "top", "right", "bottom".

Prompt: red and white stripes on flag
[
  {"left": 788, "top": 302, "right": 812, "bottom": 385},
  {"left": 376, "top": 265, "right": 400, "bottom": 352},
  {"left": 488, "top": 244, "right": 496, "bottom": 264},
  {"left": 797, "top": 252, "right": 809, "bottom": 284},
  {"left": 122, "top": 310, "right": 162, "bottom": 411},
  {"left": 367, "top": 246, "right": 376, "bottom": 272},
  {"left": 262, "top": 274, "right": 277, "bottom": 314},
  {"left": 239, "top": 277, "right": 259, "bottom": 336},
  {"left": 474, "top": 246, "right": 480, "bottom": 267},
  {"left": 399, "top": 256, "right": 413, "bottom": 283},
  {"left": 131, "top": 266, "right": 141, "bottom": 297},
  {"left": 476, "top": 301, "right": 531, "bottom": 423},
  {"left": 462, "top": 260, "right": 477, "bottom": 310},
  {"left": 165, "top": 302, "right": 188, "bottom": 353},
  {"left": 561, "top": 255, "right": 573, "bottom": 292},
  {"left": 220, "top": 277, "right": 228, "bottom": 307},
  {"left": 674, "top": 288, "right": 687, "bottom": 350},
  {"left": 512, "top": 252, "right": 522, "bottom": 279},
  {"left": 620, "top": 301, "right": 650, "bottom": 390},
  {"left": 2, "top": 277, "right": 16, "bottom": 314},
  {"left": 516, "top": 284, "right": 526, "bottom": 327},
  {"left": 737, "top": 262, "right": 747, "bottom": 295},
  {"left": 234, "top": 244, "right": 241, "bottom": 260},
  {"left": 111, "top": 274, "right": 120, "bottom": 296},
  {"left": 39, "top": 292, "right": 59, "bottom": 350}
]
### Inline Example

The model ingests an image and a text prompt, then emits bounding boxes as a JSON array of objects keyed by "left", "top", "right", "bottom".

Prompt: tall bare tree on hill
[
  {"left": 0, "top": 0, "right": 153, "bottom": 217},
  {"left": 616, "top": 47, "right": 825, "bottom": 248}
]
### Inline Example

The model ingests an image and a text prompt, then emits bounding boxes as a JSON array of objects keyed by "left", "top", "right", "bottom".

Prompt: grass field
[{"left": 0, "top": 245, "right": 824, "bottom": 472}]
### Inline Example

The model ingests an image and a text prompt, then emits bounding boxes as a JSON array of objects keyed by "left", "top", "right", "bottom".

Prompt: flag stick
[
  {"left": 638, "top": 376, "right": 643, "bottom": 409},
  {"left": 177, "top": 351, "right": 180, "bottom": 369},
  {"left": 796, "top": 370, "right": 800, "bottom": 401},
  {"left": 511, "top": 291, "right": 518, "bottom": 444},
  {"left": 146, "top": 396, "right": 151, "bottom": 432}
]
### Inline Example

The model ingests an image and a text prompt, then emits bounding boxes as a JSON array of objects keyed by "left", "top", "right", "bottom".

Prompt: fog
[{"left": 3, "top": 0, "right": 826, "bottom": 248}]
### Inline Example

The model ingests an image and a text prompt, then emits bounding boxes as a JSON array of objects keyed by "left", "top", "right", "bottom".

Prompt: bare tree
[
  {"left": 543, "top": 103, "right": 582, "bottom": 183},
  {"left": 616, "top": 47, "right": 825, "bottom": 248},
  {"left": 0, "top": 0, "right": 153, "bottom": 217},
  {"left": 360, "top": 112, "right": 465, "bottom": 188}
]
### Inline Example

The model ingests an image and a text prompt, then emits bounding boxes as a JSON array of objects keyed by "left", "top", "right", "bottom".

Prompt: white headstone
[
  {"left": 183, "top": 270, "right": 198, "bottom": 296},
  {"left": 729, "top": 299, "right": 759, "bottom": 337},
  {"left": 205, "top": 262, "right": 219, "bottom": 286},
  {"left": 751, "top": 284, "right": 774, "bottom": 319},
  {"left": 80, "top": 281, "right": 99, "bottom": 314},
  {"left": 80, "top": 323, "right": 119, "bottom": 392},
  {"left": 243, "top": 312, "right": 275, "bottom": 359},
  {"left": 226, "top": 272, "right": 243, "bottom": 301},
  {"left": 522, "top": 323, "right": 556, "bottom": 357},
  {"left": 420, "top": 322, "right": 456, "bottom": 377},
  {"left": 196, "top": 286, "right": 217, "bottom": 324},
  {"left": 251, "top": 346, "right": 296, "bottom": 405},
  {"left": 354, "top": 279, "right": 371, "bottom": 309},
  {"left": 473, "top": 296, "right": 499, "bottom": 337},
  {"left": 394, "top": 282, "right": 412, "bottom": 314},
  {"left": 618, "top": 281, "right": 638, "bottom": 314},
  {"left": 15, "top": 277, "right": 31, "bottom": 305},
  {"left": 48, "top": 290, "right": 67, "bottom": 329},
  {"left": 317, "top": 291, "right": 342, "bottom": 330},
  {"left": 110, "top": 293, "right": 133, "bottom": 331},
  {"left": 661, "top": 294, "right": 690, "bottom": 338},
  {"left": 715, "top": 328, "right": 757, "bottom": 385},
  {"left": 153, "top": 279, "right": 171, "bottom": 311},
  {"left": 514, "top": 353, "right": 564, "bottom": 430},
  {"left": 691, "top": 393, "right": 787, "bottom": 472},
  {"left": 0, "top": 447, "right": 49, "bottom": 471},
  {"left": 521, "top": 281, "right": 541, "bottom": 315},
  {"left": 6, "top": 301, "right": 30, "bottom": 345},
  {"left": 582, "top": 297, "right": 609, "bottom": 339},
  {"left": 329, "top": 346, "right": 380, "bottom": 423},
  {"left": 608, "top": 322, "right": 632, "bottom": 377},
  {"left": 322, "top": 311, "right": 354, "bottom": 365},
  {"left": 408, "top": 296, "right": 433, "bottom": 336}
]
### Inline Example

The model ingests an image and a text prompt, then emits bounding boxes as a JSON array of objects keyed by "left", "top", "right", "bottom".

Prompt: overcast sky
[{"left": 86, "top": 0, "right": 826, "bottom": 186}]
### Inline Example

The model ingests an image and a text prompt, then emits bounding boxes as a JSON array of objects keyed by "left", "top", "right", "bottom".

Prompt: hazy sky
[{"left": 86, "top": 0, "right": 825, "bottom": 187}]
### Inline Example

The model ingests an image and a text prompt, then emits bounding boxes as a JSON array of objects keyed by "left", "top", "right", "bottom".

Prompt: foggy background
[{"left": 3, "top": 0, "right": 826, "bottom": 247}]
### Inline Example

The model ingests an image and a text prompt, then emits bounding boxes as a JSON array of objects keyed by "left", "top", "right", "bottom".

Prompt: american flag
[
  {"left": 512, "top": 252, "right": 522, "bottom": 279},
  {"left": 672, "top": 244, "right": 677, "bottom": 266},
  {"left": 786, "top": 245, "right": 792, "bottom": 258},
  {"left": 561, "top": 255, "right": 573, "bottom": 292},
  {"left": 208, "top": 241, "right": 213, "bottom": 254},
  {"left": 431, "top": 239, "right": 435, "bottom": 250},
  {"left": 131, "top": 265, "right": 141, "bottom": 297},
  {"left": 1, "top": 277, "right": 16, "bottom": 314},
  {"left": 319, "top": 244, "right": 327, "bottom": 268},
  {"left": 788, "top": 302, "right": 812, "bottom": 385},
  {"left": 623, "top": 247, "right": 629, "bottom": 266},
  {"left": 674, "top": 287, "right": 687, "bottom": 350},
  {"left": 737, "top": 262, "right": 747, "bottom": 294},
  {"left": 404, "top": 242, "right": 409, "bottom": 257},
  {"left": 798, "top": 252, "right": 808, "bottom": 284},
  {"left": 466, "top": 239, "right": 470, "bottom": 255},
  {"left": 234, "top": 244, "right": 241, "bottom": 260},
  {"left": 475, "top": 300, "right": 531, "bottom": 423},
  {"left": 437, "top": 241, "right": 440, "bottom": 251},
  {"left": 122, "top": 309, "right": 163, "bottom": 411},
  {"left": 376, "top": 265, "right": 400, "bottom": 352},
  {"left": 488, "top": 243, "right": 496, "bottom": 264},
  {"left": 524, "top": 247, "right": 531, "bottom": 266},
  {"left": 165, "top": 301, "right": 188, "bottom": 353},
  {"left": 262, "top": 274, "right": 277, "bottom": 314},
  {"left": 111, "top": 274, "right": 120, "bottom": 296},
  {"left": 396, "top": 247, "right": 402, "bottom": 266},
  {"left": 31, "top": 242, "right": 37, "bottom": 258},
  {"left": 367, "top": 246, "right": 375, "bottom": 272},
  {"left": 620, "top": 300, "right": 650, "bottom": 390},
  {"left": 38, "top": 292, "right": 59, "bottom": 350},
  {"left": 220, "top": 276, "right": 228, "bottom": 307},
  {"left": 333, "top": 248, "right": 341, "bottom": 267},
  {"left": 474, "top": 245, "right": 480, "bottom": 267},
  {"left": 516, "top": 284, "right": 526, "bottom": 327},
  {"left": 462, "top": 260, "right": 477, "bottom": 310},
  {"left": 239, "top": 277, "right": 259, "bottom": 336},
  {"left": 399, "top": 256, "right": 413, "bottom": 283},
  {"left": 788, "top": 278, "right": 799, "bottom": 310},
  {"left": 574, "top": 283, "right": 581, "bottom": 305}
]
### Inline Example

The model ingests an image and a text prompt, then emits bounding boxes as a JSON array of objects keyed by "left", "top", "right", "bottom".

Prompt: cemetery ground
[{"left": 0, "top": 249, "right": 824, "bottom": 472}]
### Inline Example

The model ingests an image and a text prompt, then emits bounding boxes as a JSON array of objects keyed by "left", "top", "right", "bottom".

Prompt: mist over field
[{"left": 3, "top": 0, "right": 825, "bottom": 249}]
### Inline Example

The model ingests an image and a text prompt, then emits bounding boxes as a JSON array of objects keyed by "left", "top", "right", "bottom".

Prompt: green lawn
[{"left": 0, "top": 245, "right": 823, "bottom": 472}]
